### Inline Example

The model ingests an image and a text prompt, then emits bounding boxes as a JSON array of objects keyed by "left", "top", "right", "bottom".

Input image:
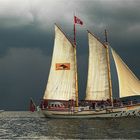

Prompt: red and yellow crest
[{"left": 56, "top": 63, "right": 70, "bottom": 70}]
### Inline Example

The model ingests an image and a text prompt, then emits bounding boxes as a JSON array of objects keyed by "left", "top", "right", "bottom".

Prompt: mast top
[{"left": 105, "top": 29, "right": 108, "bottom": 43}]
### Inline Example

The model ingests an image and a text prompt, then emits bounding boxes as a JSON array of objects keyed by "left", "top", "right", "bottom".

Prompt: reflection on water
[{"left": 0, "top": 111, "right": 140, "bottom": 139}]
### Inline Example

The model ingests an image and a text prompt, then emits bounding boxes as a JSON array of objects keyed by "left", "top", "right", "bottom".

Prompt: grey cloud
[
  {"left": 0, "top": 0, "right": 33, "bottom": 27},
  {"left": 78, "top": 1, "right": 140, "bottom": 36},
  {"left": 0, "top": 0, "right": 79, "bottom": 29},
  {"left": 0, "top": 25, "right": 54, "bottom": 57}
]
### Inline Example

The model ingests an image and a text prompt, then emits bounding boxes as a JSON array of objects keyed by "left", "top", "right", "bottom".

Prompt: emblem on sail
[{"left": 56, "top": 63, "right": 70, "bottom": 70}]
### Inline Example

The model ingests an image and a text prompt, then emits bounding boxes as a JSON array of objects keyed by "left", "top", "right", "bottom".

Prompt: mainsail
[
  {"left": 112, "top": 49, "right": 140, "bottom": 98},
  {"left": 85, "top": 32, "right": 110, "bottom": 101},
  {"left": 43, "top": 25, "right": 76, "bottom": 101}
]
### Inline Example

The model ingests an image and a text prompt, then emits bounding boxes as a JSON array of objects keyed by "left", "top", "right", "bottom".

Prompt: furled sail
[
  {"left": 85, "top": 32, "right": 110, "bottom": 100},
  {"left": 43, "top": 25, "right": 76, "bottom": 101},
  {"left": 112, "top": 49, "right": 140, "bottom": 98}
]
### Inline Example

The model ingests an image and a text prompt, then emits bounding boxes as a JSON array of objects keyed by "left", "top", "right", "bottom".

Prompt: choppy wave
[{"left": 0, "top": 111, "right": 140, "bottom": 139}]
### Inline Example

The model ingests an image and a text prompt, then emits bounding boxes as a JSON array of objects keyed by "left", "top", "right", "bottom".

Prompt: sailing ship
[{"left": 40, "top": 21, "right": 140, "bottom": 118}]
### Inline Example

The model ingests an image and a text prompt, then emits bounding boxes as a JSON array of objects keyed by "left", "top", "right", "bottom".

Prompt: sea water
[{"left": 0, "top": 111, "right": 140, "bottom": 139}]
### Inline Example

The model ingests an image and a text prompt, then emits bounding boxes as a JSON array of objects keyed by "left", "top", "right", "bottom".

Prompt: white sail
[
  {"left": 112, "top": 49, "right": 140, "bottom": 98},
  {"left": 43, "top": 25, "right": 76, "bottom": 101},
  {"left": 85, "top": 32, "right": 110, "bottom": 101}
]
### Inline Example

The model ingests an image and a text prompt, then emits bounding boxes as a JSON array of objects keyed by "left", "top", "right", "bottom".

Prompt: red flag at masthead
[
  {"left": 74, "top": 16, "right": 83, "bottom": 25},
  {"left": 73, "top": 16, "right": 83, "bottom": 46}
]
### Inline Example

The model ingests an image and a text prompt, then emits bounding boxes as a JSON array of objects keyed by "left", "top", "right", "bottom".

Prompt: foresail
[
  {"left": 111, "top": 49, "right": 140, "bottom": 98},
  {"left": 85, "top": 32, "right": 110, "bottom": 101},
  {"left": 43, "top": 25, "right": 76, "bottom": 101}
]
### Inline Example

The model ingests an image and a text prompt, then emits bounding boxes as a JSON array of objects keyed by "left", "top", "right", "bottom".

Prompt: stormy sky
[{"left": 0, "top": 0, "right": 140, "bottom": 110}]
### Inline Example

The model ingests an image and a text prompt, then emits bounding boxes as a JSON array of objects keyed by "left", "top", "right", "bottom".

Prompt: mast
[
  {"left": 105, "top": 29, "right": 108, "bottom": 43},
  {"left": 74, "top": 18, "right": 76, "bottom": 46},
  {"left": 74, "top": 16, "right": 79, "bottom": 107},
  {"left": 73, "top": 15, "right": 83, "bottom": 106},
  {"left": 104, "top": 29, "right": 113, "bottom": 106}
]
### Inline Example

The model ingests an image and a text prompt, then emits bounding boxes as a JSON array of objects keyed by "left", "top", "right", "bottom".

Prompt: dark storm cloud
[
  {"left": 76, "top": 1, "right": 140, "bottom": 43},
  {"left": 0, "top": 25, "right": 54, "bottom": 57},
  {"left": 0, "top": 0, "right": 140, "bottom": 110},
  {"left": 0, "top": 48, "right": 51, "bottom": 110}
]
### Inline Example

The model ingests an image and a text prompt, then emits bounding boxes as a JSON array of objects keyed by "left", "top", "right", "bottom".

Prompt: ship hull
[{"left": 42, "top": 104, "right": 140, "bottom": 119}]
